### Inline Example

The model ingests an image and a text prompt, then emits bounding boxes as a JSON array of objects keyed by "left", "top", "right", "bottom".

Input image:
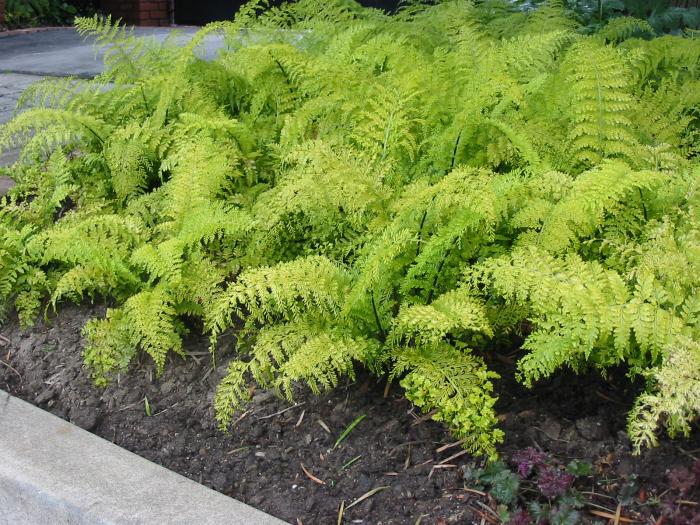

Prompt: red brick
[
  {"left": 0, "top": 0, "right": 5, "bottom": 25},
  {"left": 137, "top": 12, "right": 166, "bottom": 23},
  {"left": 101, "top": 0, "right": 169, "bottom": 26}
]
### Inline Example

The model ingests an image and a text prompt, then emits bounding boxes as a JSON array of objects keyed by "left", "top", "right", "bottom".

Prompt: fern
[
  {"left": 598, "top": 17, "right": 654, "bottom": 43},
  {"left": 391, "top": 288, "right": 493, "bottom": 347},
  {"left": 628, "top": 338, "right": 700, "bottom": 451},
  {"left": 531, "top": 161, "right": 667, "bottom": 252},
  {"left": 474, "top": 246, "right": 689, "bottom": 384},
  {"left": 392, "top": 344, "right": 503, "bottom": 460},
  {"left": 564, "top": 41, "right": 638, "bottom": 165},
  {"left": 4, "top": 3, "right": 700, "bottom": 457},
  {"left": 83, "top": 287, "right": 184, "bottom": 383}
]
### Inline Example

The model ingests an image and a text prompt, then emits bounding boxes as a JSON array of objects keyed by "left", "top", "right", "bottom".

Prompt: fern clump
[{"left": 3, "top": 1, "right": 700, "bottom": 458}]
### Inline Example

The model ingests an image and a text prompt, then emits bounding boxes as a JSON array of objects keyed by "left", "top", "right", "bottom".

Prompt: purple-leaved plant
[
  {"left": 512, "top": 447, "right": 548, "bottom": 478},
  {"left": 662, "top": 460, "right": 700, "bottom": 524},
  {"left": 668, "top": 465, "right": 697, "bottom": 496},
  {"left": 508, "top": 508, "right": 533, "bottom": 525},
  {"left": 536, "top": 465, "right": 575, "bottom": 499},
  {"left": 497, "top": 449, "right": 587, "bottom": 524}
]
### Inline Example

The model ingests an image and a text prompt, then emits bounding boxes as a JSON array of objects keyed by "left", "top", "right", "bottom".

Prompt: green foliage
[
  {"left": 564, "top": 44, "right": 638, "bottom": 165},
  {"left": 628, "top": 337, "right": 700, "bottom": 451},
  {"left": 470, "top": 460, "right": 521, "bottom": 505},
  {"left": 5, "top": 0, "right": 79, "bottom": 28},
  {"left": 3, "top": 2, "right": 700, "bottom": 458},
  {"left": 517, "top": 0, "right": 700, "bottom": 34}
]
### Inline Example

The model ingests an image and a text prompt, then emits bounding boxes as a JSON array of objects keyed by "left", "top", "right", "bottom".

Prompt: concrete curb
[
  {"left": 0, "top": 26, "right": 74, "bottom": 39},
  {"left": 0, "top": 390, "right": 288, "bottom": 525}
]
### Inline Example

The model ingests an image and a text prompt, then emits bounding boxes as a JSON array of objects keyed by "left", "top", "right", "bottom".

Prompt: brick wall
[
  {"left": 136, "top": 0, "right": 170, "bottom": 26},
  {"left": 0, "top": 0, "right": 5, "bottom": 25},
  {"left": 100, "top": 0, "right": 170, "bottom": 26}
]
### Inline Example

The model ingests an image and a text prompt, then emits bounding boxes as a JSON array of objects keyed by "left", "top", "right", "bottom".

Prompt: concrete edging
[{"left": 0, "top": 390, "right": 288, "bottom": 525}]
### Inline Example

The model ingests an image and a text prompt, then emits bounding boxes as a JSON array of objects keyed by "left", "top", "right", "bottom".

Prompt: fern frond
[
  {"left": 82, "top": 308, "right": 138, "bottom": 386},
  {"left": 130, "top": 239, "right": 185, "bottom": 285},
  {"left": 628, "top": 338, "right": 700, "bottom": 451},
  {"left": 599, "top": 17, "right": 654, "bottom": 43},
  {"left": 391, "top": 288, "right": 493, "bottom": 346},
  {"left": 276, "top": 329, "right": 379, "bottom": 399},
  {"left": 392, "top": 343, "right": 503, "bottom": 460},
  {"left": 205, "top": 255, "right": 351, "bottom": 347},
  {"left": 75, "top": 15, "right": 171, "bottom": 83},
  {"left": 564, "top": 41, "right": 638, "bottom": 165},
  {"left": 214, "top": 361, "right": 251, "bottom": 429},
  {"left": 475, "top": 247, "right": 687, "bottom": 387},
  {"left": 533, "top": 161, "right": 666, "bottom": 253},
  {"left": 121, "top": 287, "right": 183, "bottom": 373},
  {"left": 0, "top": 107, "right": 111, "bottom": 156}
]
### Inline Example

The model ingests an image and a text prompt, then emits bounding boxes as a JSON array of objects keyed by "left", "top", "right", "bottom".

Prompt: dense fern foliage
[{"left": 2, "top": 0, "right": 700, "bottom": 458}]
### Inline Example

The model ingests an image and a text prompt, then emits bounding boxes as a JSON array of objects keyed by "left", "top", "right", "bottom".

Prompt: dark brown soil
[{"left": 1, "top": 305, "right": 699, "bottom": 524}]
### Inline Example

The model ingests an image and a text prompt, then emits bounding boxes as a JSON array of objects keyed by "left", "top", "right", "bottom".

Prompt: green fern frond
[
  {"left": 475, "top": 247, "right": 687, "bottom": 387},
  {"left": 122, "top": 287, "right": 183, "bottom": 373},
  {"left": 628, "top": 338, "right": 700, "bottom": 451},
  {"left": 533, "top": 161, "right": 666, "bottom": 252},
  {"left": 392, "top": 343, "right": 503, "bottom": 460},
  {"left": 214, "top": 361, "right": 251, "bottom": 429},
  {"left": 75, "top": 15, "right": 172, "bottom": 83},
  {"left": 391, "top": 288, "right": 493, "bottom": 346},
  {"left": 599, "top": 17, "right": 654, "bottom": 43},
  {"left": 131, "top": 239, "right": 185, "bottom": 285},
  {"left": 564, "top": 41, "right": 638, "bottom": 165},
  {"left": 0, "top": 107, "right": 111, "bottom": 157},
  {"left": 276, "top": 329, "right": 379, "bottom": 399},
  {"left": 83, "top": 309, "right": 136, "bottom": 386}
]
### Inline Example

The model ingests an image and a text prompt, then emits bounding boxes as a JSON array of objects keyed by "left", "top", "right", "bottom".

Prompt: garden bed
[
  {"left": 4, "top": 3, "right": 700, "bottom": 523},
  {"left": 1, "top": 305, "right": 698, "bottom": 524}
]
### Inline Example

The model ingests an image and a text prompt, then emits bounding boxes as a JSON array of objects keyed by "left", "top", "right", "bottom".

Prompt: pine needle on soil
[
  {"left": 346, "top": 486, "right": 389, "bottom": 509},
  {"left": 300, "top": 462, "right": 325, "bottom": 485}
]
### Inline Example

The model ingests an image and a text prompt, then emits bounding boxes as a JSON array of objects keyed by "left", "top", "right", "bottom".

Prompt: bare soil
[{"left": 1, "top": 305, "right": 698, "bottom": 524}]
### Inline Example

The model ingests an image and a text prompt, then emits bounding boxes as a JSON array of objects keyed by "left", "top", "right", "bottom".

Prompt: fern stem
[
  {"left": 272, "top": 55, "right": 294, "bottom": 95},
  {"left": 140, "top": 85, "right": 151, "bottom": 114},
  {"left": 638, "top": 187, "right": 648, "bottom": 221},
  {"left": 450, "top": 129, "right": 463, "bottom": 170},
  {"left": 371, "top": 291, "right": 386, "bottom": 342},
  {"left": 416, "top": 210, "right": 429, "bottom": 258},
  {"left": 82, "top": 123, "right": 104, "bottom": 145},
  {"left": 415, "top": 195, "right": 437, "bottom": 258},
  {"left": 379, "top": 55, "right": 389, "bottom": 74},
  {"left": 380, "top": 111, "right": 395, "bottom": 162},
  {"left": 426, "top": 237, "right": 458, "bottom": 304}
]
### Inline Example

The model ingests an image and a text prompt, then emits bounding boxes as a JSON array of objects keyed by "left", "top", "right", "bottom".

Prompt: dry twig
[
  {"left": 436, "top": 439, "right": 465, "bottom": 453},
  {"left": 438, "top": 448, "right": 469, "bottom": 465},
  {"left": 257, "top": 403, "right": 305, "bottom": 420},
  {"left": 295, "top": 409, "right": 305, "bottom": 428},
  {"left": 346, "top": 486, "right": 389, "bottom": 509},
  {"left": 0, "top": 359, "right": 21, "bottom": 381},
  {"left": 588, "top": 509, "right": 638, "bottom": 523},
  {"left": 337, "top": 500, "right": 345, "bottom": 525},
  {"left": 300, "top": 462, "right": 325, "bottom": 485}
]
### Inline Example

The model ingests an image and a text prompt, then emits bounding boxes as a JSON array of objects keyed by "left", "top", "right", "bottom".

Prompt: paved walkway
[
  {"left": 1, "top": 390, "right": 287, "bottom": 525},
  {"left": 0, "top": 26, "right": 219, "bottom": 77},
  {"left": 0, "top": 26, "right": 224, "bottom": 168},
  {"left": 0, "top": 73, "right": 38, "bottom": 167}
]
